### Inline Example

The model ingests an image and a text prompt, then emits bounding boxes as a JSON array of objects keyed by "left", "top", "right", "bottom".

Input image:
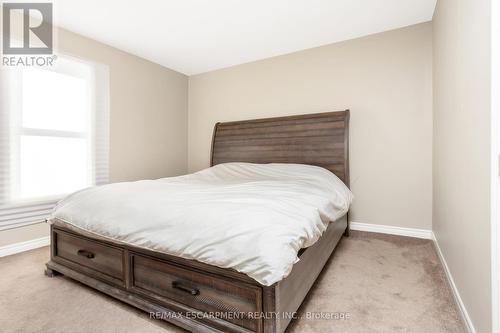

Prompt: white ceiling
[{"left": 55, "top": 0, "right": 437, "bottom": 75}]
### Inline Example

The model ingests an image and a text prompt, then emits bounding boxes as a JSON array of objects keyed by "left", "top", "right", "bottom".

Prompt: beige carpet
[{"left": 0, "top": 231, "right": 465, "bottom": 333}]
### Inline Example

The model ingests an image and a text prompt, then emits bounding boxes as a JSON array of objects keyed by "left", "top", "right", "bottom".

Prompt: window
[{"left": 0, "top": 55, "right": 109, "bottom": 230}]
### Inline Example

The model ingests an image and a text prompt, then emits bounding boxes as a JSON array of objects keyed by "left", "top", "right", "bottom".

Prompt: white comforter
[{"left": 50, "top": 163, "right": 353, "bottom": 286}]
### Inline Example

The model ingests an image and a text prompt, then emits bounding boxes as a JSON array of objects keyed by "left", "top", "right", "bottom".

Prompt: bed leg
[
  {"left": 45, "top": 266, "right": 61, "bottom": 278},
  {"left": 344, "top": 217, "right": 350, "bottom": 237}
]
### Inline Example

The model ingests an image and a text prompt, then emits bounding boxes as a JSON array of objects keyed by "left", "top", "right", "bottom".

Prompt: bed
[{"left": 45, "top": 110, "right": 351, "bottom": 333}]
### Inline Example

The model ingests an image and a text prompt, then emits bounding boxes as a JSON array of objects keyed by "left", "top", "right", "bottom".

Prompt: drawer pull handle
[
  {"left": 172, "top": 281, "right": 199, "bottom": 296},
  {"left": 77, "top": 249, "right": 95, "bottom": 259}
]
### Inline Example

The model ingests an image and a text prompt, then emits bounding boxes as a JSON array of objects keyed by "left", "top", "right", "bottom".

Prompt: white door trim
[{"left": 491, "top": 0, "right": 499, "bottom": 331}]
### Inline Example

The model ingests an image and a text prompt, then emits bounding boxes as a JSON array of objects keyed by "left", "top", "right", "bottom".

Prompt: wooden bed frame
[{"left": 45, "top": 110, "right": 350, "bottom": 333}]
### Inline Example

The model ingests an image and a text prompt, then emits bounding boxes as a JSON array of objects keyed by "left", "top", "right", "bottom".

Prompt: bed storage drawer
[
  {"left": 130, "top": 253, "right": 262, "bottom": 332},
  {"left": 52, "top": 229, "right": 124, "bottom": 286}
]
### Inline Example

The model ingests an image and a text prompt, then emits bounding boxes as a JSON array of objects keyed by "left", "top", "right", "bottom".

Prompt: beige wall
[
  {"left": 0, "top": 223, "right": 50, "bottom": 247},
  {"left": 0, "top": 26, "right": 188, "bottom": 247},
  {"left": 188, "top": 23, "right": 433, "bottom": 230},
  {"left": 432, "top": 0, "right": 492, "bottom": 332},
  {"left": 57, "top": 29, "right": 188, "bottom": 182}
]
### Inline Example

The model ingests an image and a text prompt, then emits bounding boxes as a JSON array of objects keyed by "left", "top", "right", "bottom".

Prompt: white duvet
[{"left": 50, "top": 163, "right": 353, "bottom": 286}]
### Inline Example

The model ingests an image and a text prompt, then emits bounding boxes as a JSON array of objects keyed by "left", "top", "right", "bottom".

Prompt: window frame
[
  {"left": 0, "top": 54, "right": 109, "bottom": 230},
  {"left": 10, "top": 62, "right": 94, "bottom": 202}
]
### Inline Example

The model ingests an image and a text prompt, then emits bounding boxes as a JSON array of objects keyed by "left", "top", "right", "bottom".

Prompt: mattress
[{"left": 49, "top": 162, "right": 353, "bottom": 286}]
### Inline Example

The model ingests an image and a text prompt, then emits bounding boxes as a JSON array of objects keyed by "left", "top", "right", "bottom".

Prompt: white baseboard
[
  {"left": 350, "top": 221, "right": 433, "bottom": 239},
  {"left": 0, "top": 236, "right": 50, "bottom": 258},
  {"left": 432, "top": 233, "right": 475, "bottom": 333}
]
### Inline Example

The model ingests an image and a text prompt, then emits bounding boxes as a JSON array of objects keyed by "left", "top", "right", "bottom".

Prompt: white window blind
[{"left": 0, "top": 55, "right": 109, "bottom": 230}]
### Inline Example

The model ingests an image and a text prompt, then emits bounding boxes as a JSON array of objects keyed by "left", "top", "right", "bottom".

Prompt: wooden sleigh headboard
[{"left": 210, "top": 110, "right": 350, "bottom": 186}]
